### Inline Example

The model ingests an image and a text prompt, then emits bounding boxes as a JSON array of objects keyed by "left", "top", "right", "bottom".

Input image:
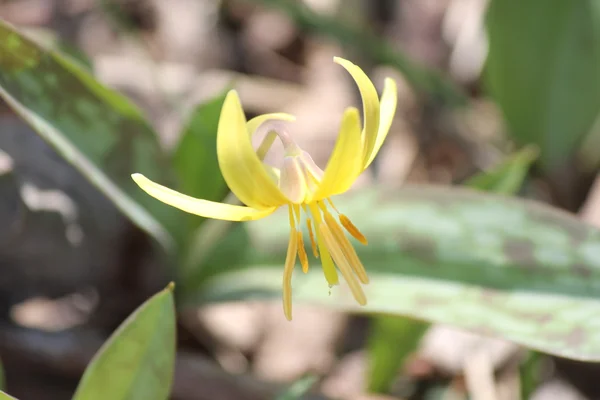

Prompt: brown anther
[{"left": 339, "top": 214, "right": 368, "bottom": 245}]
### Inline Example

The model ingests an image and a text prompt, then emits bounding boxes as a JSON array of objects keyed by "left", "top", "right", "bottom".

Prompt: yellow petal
[
  {"left": 334, "top": 57, "right": 380, "bottom": 166},
  {"left": 363, "top": 77, "right": 397, "bottom": 169},
  {"left": 312, "top": 107, "right": 363, "bottom": 201},
  {"left": 132, "top": 173, "right": 275, "bottom": 221},
  {"left": 217, "top": 91, "right": 289, "bottom": 209},
  {"left": 247, "top": 113, "right": 296, "bottom": 138}
]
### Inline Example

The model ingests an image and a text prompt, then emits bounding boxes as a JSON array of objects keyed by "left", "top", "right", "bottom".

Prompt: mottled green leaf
[
  {"left": 367, "top": 149, "right": 537, "bottom": 394},
  {"left": 189, "top": 186, "right": 600, "bottom": 361},
  {"left": 0, "top": 19, "right": 178, "bottom": 247},
  {"left": 465, "top": 145, "right": 539, "bottom": 194},
  {"left": 73, "top": 284, "right": 176, "bottom": 400},
  {"left": 486, "top": 0, "right": 600, "bottom": 170},
  {"left": 173, "top": 91, "right": 228, "bottom": 234}
]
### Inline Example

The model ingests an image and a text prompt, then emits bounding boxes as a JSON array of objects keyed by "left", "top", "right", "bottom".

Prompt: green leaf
[
  {"left": 188, "top": 186, "right": 600, "bottom": 361},
  {"left": 365, "top": 148, "right": 537, "bottom": 394},
  {"left": 276, "top": 374, "right": 318, "bottom": 400},
  {"left": 0, "top": 18, "right": 178, "bottom": 248},
  {"left": 366, "top": 316, "right": 429, "bottom": 393},
  {"left": 465, "top": 145, "right": 539, "bottom": 194},
  {"left": 486, "top": 0, "right": 600, "bottom": 170},
  {"left": 73, "top": 283, "right": 176, "bottom": 400},
  {"left": 173, "top": 92, "right": 229, "bottom": 234},
  {"left": 520, "top": 351, "right": 543, "bottom": 400},
  {"left": 0, "top": 391, "right": 17, "bottom": 400}
]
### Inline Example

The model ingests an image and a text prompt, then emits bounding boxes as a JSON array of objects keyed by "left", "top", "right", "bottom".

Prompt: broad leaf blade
[
  {"left": 173, "top": 92, "right": 228, "bottom": 234},
  {"left": 73, "top": 284, "right": 176, "bottom": 400},
  {"left": 365, "top": 147, "right": 538, "bottom": 394},
  {"left": 486, "top": 0, "right": 600, "bottom": 170},
  {"left": 0, "top": 19, "right": 178, "bottom": 247},
  {"left": 190, "top": 186, "right": 600, "bottom": 361},
  {"left": 0, "top": 391, "right": 16, "bottom": 400}
]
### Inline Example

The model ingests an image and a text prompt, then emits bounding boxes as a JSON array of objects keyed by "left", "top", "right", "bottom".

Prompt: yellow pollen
[
  {"left": 319, "top": 223, "right": 367, "bottom": 305},
  {"left": 323, "top": 211, "right": 369, "bottom": 284},
  {"left": 339, "top": 214, "right": 368, "bottom": 245},
  {"left": 297, "top": 233, "right": 309, "bottom": 273}
]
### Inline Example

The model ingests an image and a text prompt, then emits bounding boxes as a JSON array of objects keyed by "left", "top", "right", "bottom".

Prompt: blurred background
[{"left": 1, "top": 0, "right": 600, "bottom": 399}]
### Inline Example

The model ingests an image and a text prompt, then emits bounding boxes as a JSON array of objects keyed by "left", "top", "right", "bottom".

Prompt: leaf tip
[{"left": 166, "top": 281, "right": 176, "bottom": 292}]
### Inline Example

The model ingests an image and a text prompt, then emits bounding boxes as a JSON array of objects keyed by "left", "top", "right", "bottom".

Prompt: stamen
[
  {"left": 327, "top": 198, "right": 340, "bottom": 213},
  {"left": 293, "top": 204, "right": 302, "bottom": 222},
  {"left": 319, "top": 224, "right": 367, "bottom": 305},
  {"left": 339, "top": 214, "right": 368, "bottom": 245},
  {"left": 308, "top": 203, "right": 339, "bottom": 286},
  {"left": 283, "top": 205, "right": 299, "bottom": 321},
  {"left": 297, "top": 234, "right": 309, "bottom": 273},
  {"left": 326, "top": 199, "right": 368, "bottom": 245},
  {"left": 302, "top": 204, "right": 319, "bottom": 258},
  {"left": 306, "top": 218, "right": 319, "bottom": 258},
  {"left": 288, "top": 204, "right": 296, "bottom": 228},
  {"left": 283, "top": 229, "right": 298, "bottom": 321},
  {"left": 323, "top": 211, "right": 369, "bottom": 284}
]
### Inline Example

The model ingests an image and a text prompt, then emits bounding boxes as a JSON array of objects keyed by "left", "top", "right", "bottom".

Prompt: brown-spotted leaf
[{"left": 190, "top": 186, "right": 600, "bottom": 361}]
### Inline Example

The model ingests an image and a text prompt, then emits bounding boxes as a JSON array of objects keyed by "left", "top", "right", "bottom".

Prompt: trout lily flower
[{"left": 132, "top": 57, "right": 397, "bottom": 320}]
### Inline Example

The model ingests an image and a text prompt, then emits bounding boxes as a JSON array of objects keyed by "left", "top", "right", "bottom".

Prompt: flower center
[
  {"left": 254, "top": 120, "right": 324, "bottom": 204},
  {"left": 255, "top": 120, "right": 371, "bottom": 321}
]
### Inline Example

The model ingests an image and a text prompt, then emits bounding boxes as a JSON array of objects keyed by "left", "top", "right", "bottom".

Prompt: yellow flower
[{"left": 132, "top": 57, "right": 397, "bottom": 320}]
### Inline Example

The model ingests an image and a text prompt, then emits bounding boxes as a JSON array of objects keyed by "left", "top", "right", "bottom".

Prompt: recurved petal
[
  {"left": 217, "top": 91, "right": 289, "bottom": 209},
  {"left": 334, "top": 57, "right": 380, "bottom": 166},
  {"left": 363, "top": 77, "right": 397, "bottom": 169},
  {"left": 132, "top": 173, "right": 276, "bottom": 221},
  {"left": 312, "top": 107, "right": 363, "bottom": 201},
  {"left": 247, "top": 113, "right": 296, "bottom": 138}
]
